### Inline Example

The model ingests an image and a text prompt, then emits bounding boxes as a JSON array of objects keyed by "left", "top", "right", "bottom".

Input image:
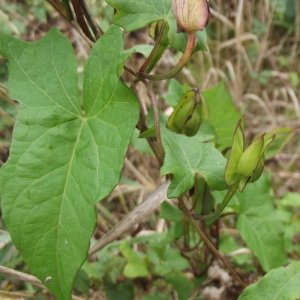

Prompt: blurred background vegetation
[{"left": 0, "top": 0, "right": 299, "bottom": 299}]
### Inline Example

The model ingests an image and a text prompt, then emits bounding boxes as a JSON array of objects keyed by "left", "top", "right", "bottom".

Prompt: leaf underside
[{"left": 0, "top": 26, "right": 139, "bottom": 299}]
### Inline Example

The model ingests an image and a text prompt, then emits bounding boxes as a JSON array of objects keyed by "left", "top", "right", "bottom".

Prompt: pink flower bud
[{"left": 172, "top": 0, "right": 210, "bottom": 33}]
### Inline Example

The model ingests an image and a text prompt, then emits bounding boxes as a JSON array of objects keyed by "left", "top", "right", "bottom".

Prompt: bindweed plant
[{"left": 0, "top": 0, "right": 297, "bottom": 299}]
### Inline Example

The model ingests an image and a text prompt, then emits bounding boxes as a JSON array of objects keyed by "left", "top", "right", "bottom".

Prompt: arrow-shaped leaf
[
  {"left": 160, "top": 129, "right": 227, "bottom": 198},
  {"left": 0, "top": 26, "right": 139, "bottom": 299}
]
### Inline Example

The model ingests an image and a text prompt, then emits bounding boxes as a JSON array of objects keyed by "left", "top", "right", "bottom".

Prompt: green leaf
[
  {"left": 165, "top": 272, "right": 194, "bottom": 300},
  {"left": 163, "top": 78, "right": 189, "bottom": 107},
  {"left": 141, "top": 292, "right": 169, "bottom": 300},
  {"left": 160, "top": 128, "right": 227, "bottom": 198},
  {"left": 263, "top": 127, "right": 295, "bottom": 159},
  {"left": 159, "top": 201, "right": 182, "bottom": 222},
  {"left": 236, "top": 174, "right": 288, "bottom": 272},
  {"left": 238, "top": 261, "right": 300, "bottom": 300},
  {"left": 120, "top": 242, "right": 150, "bottom": 278},
  {"left": 106, "top": 0, "right": 207, "bottom": 52},
  {"left": 203, "top": 82, "right": 241, "bottom": 151},
  {"left": 153, "top": 247, "right": 190, "bottom": 275},
  {"left": 0, "top": 26, "right": 139, "bottom": 300},
  {"left": 107, "top": 0, "right": 172, "bottom": 32}
]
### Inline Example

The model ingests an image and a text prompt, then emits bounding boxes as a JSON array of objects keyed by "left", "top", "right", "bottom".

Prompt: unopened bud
[
  {"left": 224, "top": 120, "right": 244, "bottom": 186},
  {"left": 237, "top": 136, "right": 264, "bottom": 177},
  {"left": 172, "top": 0, "right": 210, "bottom": 33},
  {"left": 166, "top": 88, "right": 202, "bottom": 136},
  {"left": 249, "top": 156, "right": 265, "bottom": 183}
]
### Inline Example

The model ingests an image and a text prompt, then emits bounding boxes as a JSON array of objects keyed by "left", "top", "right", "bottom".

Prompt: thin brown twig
[
  {"left": 0, "top": 290, "right": 36, "bottom": 299},
  {"left": 141, "top": 79, "right": 164, "bottom": 165},
  {"left": 178, "top": 197, "right": 247, "bottom": 288}
]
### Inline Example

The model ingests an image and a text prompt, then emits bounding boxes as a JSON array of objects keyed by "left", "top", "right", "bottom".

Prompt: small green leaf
[
  {"left": 203, "top": 82, "right": 241, "bottom": 151},
  {"left": 0, "top": 26, "right": 139, "bottom": 299},
  {"left": 163, "top": 79, "right": 189, "bottom": 107},
  {"left": 236, "top": 174, "right": 288, "bottom": 272},
  {"left": 153, "top": 248, "right": 190, "bottom": 275},
  {"left": 238, "top": 261, "right": 300, "bottom": 300},
  {"left": 159, "top": 201, "right": 182, "bottom": 222},
  {"left": 165, "top": 272, "right": 194, "bottom": 300},
  {"left": 161, "top": 128, "right": 227, "bottom": 198},
  {"left": 139, "top": 126, "right": 156, "bottom": 138},
  {"left": 263, "top": 127, "right": 295, "bottom": 159},
  {"left": 120, "top": 242, "right": 150, "bottom": 278}
]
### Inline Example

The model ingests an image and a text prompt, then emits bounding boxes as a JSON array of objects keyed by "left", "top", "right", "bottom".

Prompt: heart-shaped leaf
[{"left": 0, "top": 26, "right": 139, "bottom": 299}]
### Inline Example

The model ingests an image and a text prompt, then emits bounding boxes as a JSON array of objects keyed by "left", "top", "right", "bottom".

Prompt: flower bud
[
  {"left": 249, "top": 156, "right": 265, "bottom": 183},
  {"left": 172, "top": 0, "right": 210, "bottom": 33},
  {"left": 224, "top": 120, "right": 244, "bottom": 186},
  {"left": 237, "top": 136, "right": 264, "bottom": 177},
  {"left": 166, "top": 88, "right": 202, "bottom": 136}
]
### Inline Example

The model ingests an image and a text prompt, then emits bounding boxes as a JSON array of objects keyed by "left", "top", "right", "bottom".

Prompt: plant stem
[
  {"left": 62, "top": 0, "right": 73, "bottom": 20},
  {"left": 138, "top": 33, "right": 196, "bottom": 81},
  {"left": 142, "top": 79, "right": 164, "bottom": 165},
  {"left": 178, "top": 197, "right": 247, "bottom": 288},
  {"left": 192, "top": 181, "right": 239, "bottom": 221},
  {"left": 139, "top": 21, "right": 168, "bottom": 74}
]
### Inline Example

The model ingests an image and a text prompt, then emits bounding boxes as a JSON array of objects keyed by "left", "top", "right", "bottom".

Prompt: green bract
[
  {"left": 224, "top": 120, "right": 244, "bottom": 186},
  {"left": 237, "top": 136, "right": 264, "bottom": 177},
  {"left": 225, "top": 121, "right": 275, "bottom": 191}
]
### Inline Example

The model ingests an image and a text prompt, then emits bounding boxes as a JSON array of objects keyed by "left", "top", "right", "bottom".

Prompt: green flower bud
[
  {"left": 237, "top": 136, "right": 264, "bottom": 177},
  {"left": 166, "top": 88, "right": 202, "bottom": 136},
  {"left": 225, "top": 120, "right": 244, "bottom": 186},
  {"left": 181, "top": 102, "right": 202, "bottom": 136},
  {"left": 249, "top": 156, "right": 265, "bottom": 183},
  {"left": 172, "top": 0, "right": 210, "bottom": 33}
]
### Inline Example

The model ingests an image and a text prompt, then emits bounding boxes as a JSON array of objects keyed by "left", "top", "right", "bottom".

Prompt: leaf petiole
[
  {"left": 192, "top": 181, "right": 239, "bottom": 221},
  {"left": 138, "top": 33, "right": 196, "bottom": 81}
]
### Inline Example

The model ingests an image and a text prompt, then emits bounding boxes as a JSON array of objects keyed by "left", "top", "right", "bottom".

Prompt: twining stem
[
  {"left": 138, "top": 33, "right": 196, "bottom": 81},
  {"left": 138, "top": 21, "right": 168, "bottom": 74},
  {"left": 178, "top": 197, "right": 247, "bottom": 288},
  {"left": 192, "top": 181, "right": 239, "bottom": 221},
  {"left": 141, "top": 79, "right": 164, "bottom": 165}
]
